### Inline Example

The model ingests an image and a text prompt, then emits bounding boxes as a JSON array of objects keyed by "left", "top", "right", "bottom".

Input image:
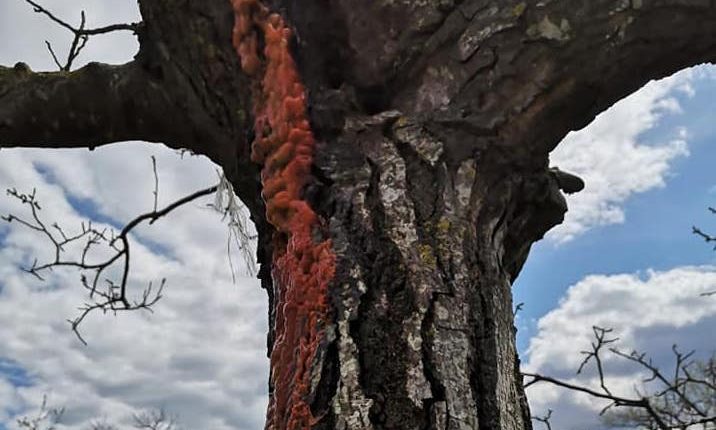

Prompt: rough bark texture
[{"left": 3, "top": 1, "right": 716, "bottom": 429}]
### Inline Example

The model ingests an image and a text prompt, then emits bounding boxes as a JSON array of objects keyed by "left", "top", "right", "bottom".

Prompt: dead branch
[
  {"left": 88, "top": 419, "right": 119, "bottom": 430},
  {"left": 522, "top": 372, "right": 661, "bottom": 425},
  {"left": 132, "top": 408, "right": 179, "bottom": 430},
  {"left": 16, "top": 394, "right": 64, "bottom": 430},
  {"left": 577, "top": 326, "right": 619, "bottom": 397},
  {"left": 609, "top": 345, "right": 715, "bottom": 428},
  {"left": 693, "top": 206, "right": 716, "bottom": 296},
  {"left": 2, "top": 183, "right": 216, "bottom": 344},
  {"left": 693, "top": 205, "right": 716, "bottom": 250},
  {"left": 531, "top": 409, "right": 553, "bottom": 430},
  {"left": 24, "top": 0, "right": 140, "bottom": 71},
  {"left": 523, "top": 327, "right": 716, "bottom": 430},
  {"left": 692, "top": 226, "right": 716, "bottom": 249}
]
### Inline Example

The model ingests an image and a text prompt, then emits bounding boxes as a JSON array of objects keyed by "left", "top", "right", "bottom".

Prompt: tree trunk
[
  {"left": 307, "top": 111, "right": 561, "bottom": 430},
  {"left": 3, "top": 1, "right": 716, "bottom": 429}
]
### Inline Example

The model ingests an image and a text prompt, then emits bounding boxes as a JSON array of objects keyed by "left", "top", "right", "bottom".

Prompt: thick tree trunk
[
  {"left": 3, "top": 1, "right": 716, "bottom": 429},
  {"left": 307, "top": 111, "right": 562, "bottom": 429}
]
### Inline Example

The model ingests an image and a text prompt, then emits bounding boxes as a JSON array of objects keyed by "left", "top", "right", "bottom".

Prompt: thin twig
[
  {"left": 523, "top": 326, "right": 716, "bottom": 430},
  {"left": 151, "top": 156, "right": 159, "bottom": 212},
  {"left": 531, "top": 409, "right": 553, "bottom": 430},
  {"left": 16, "top": 394, "right": 65, "bottom": 430},
  {"left": 24, "top": 0, "right": 140, "bottom": 71},
  {"left": 523, "top": 373, "right": 669, "bottom": 429},
  {"left": 577, "top": 326, "right": 618, "bottom": 396},
  {"left": 692, "top": 205, "right": 716, "bottom": 250},
  {"left": 3, "top": 183, "right": 216, "bottom": 344},
  {"left": 25, "top": 0, "right": 139, "bottom": 35},
  {"left": 44, "top": 41, "right": 63, "bottom": 70},
  {"left": 611, "top": 346, "right": 708, "bottom": 418}
]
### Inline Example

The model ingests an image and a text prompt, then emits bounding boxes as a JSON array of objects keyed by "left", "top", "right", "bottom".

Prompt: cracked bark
[{"left": 3, "top": 1, "right": 716, "bottom": 429}]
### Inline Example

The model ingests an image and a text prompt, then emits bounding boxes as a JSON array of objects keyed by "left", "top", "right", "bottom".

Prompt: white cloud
[
  {"left": 549, "top": 69, "right": 698, "bottom": 242},
  {"left": 0, "top": 3, "right": 271, "bottom": 428},
  {"left": 524, "top": 266, "right": 716, "bottom": 429},
  {"left": 0, "top": 145, "right": 269, "bottom": 430}
]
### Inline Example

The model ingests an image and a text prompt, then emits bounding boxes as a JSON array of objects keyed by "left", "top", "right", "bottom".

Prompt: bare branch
[
  {"left": 132, "top": 408, "right": 178, "bottom": 430},
  {"left": 692, "top": 205, "right": 716, "bottom": 250},
  {"left": 523, "top": 327, "right": 716, "bottom": 430},
  {"left": 577, "top": 326, "right": 619, "bottom": 396},
  {"left": 693, "top": 206, "right": 716, "bottom": 297},
  {"left": 610, "top": 346, "right": 713, "bottom": 423},
  {"left": 523, "top": 373, "right": 669, "bottom": 430},
  {"left": 531, "top": 409, "right": 553, "bottom": 430},
  {"left": 3, "top": 182, "right": 216, "bottom": 344},
  {"left": 25, "top": 1, "right": 139, "bottom": 36},
  {"left": 24, "top": 0, "right": 140, "bottom": 72},
  {"left": 16, "top": 394, "right": 64, "bottom": 430},
  {"left": 88, "top": 419, "right": 119, "bottom": 430},
  {"left": 692, "top": 226, "right": 716, "bottom": 249},
  {"left": 151, "top": 156, "right": 159, "bottom": 212},
  {"left": 44, "top": 41, "right": 63, "bottom": 71},
  {"left": 523, "top": 372, "right": 651, "bottom": 407}
]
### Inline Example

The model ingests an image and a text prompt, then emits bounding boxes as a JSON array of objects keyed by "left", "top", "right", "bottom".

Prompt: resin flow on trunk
[{"left": 230, "top": 1, "right": 336, "bottom": 429}]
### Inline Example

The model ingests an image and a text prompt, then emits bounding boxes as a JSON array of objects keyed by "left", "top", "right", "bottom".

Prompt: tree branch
[
  {"left": 693, "top": 205, "right": 716, "bottom": 253},
  {"left": 531, "top": 409, "right": 553, "bottom": 430},
  {"left": 24, "top": 0, "right": 141, "bottom": 72},
  {"left": 523, "top": 372, "right": 653, "bottom": 409},
  {"left": 16, "top": 394, "right": 64, "bottom": 430},
  {"left": 524, "top": 327, "right": 716, "bottom": 430},
  {"left": 0, "top": 58, "right": 249, "bottom": 179},
  {"left": 522, "top": 1, "right": 716, "bottom": 154},
  {"left": 0, "top": 61, "right": 175, "bottom": 150},
  {"left": 25, "top": 0, "right": 139, "bottom": 36},
  {"left": 3, "top": 183, "right": 217, "bottom": 345},
  {"left": 405, "top": 1, "right": 716, "bottom": 159}
]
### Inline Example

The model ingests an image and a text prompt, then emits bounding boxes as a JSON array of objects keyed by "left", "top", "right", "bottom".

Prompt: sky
[{"left": 0, "top": 2, "right": 715, "bottom": 430}]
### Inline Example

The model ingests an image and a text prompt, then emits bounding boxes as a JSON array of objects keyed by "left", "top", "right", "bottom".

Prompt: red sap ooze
[{"left": 230, "top": 1, "right": 336, "bottom": 428}]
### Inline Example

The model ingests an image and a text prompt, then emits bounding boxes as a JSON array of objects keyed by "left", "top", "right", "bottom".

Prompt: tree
[
  {"left": 15, "top": 395, "right": 64, "bottom": 430},
  {"left": 2, "top": 1, "right": 715, "bottom": 429},
  {"left": 524, "top": 327, "right": 716, "bottom": 429},
  {"left": 16, "top": 396, "right": 180, "bottom": 430}
]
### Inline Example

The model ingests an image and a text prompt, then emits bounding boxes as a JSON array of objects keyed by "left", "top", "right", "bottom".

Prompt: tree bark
[
  {"left": 312, "top": 110, "right": 558, "bottom": 430},
  {"left": 2, "top": 1, "right": 716, "bottom": 429}
]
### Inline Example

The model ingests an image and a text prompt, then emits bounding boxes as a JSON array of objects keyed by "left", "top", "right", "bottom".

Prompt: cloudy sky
[
  {"left": 0, "top": 2, "right": 715, "bottom": 430},
  {"left": 515, "top": 66, "right": 716, "bottom": 427}
]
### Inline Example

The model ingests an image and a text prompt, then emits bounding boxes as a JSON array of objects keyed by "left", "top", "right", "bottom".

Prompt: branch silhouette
[
  {"left": 523, "top": 326, "right": 716, "bottom": 430},
  {"left": 3, "top": 182, "right": 216, "bottom": 344},
  {"left": 24, "top": 0, "right": 140, "bottom": 71}
]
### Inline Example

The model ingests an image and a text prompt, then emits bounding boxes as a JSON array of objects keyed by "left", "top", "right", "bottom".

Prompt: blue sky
[
  {"left": 515, "top": 68, "right": 716, "bottom": 428},
  {"left": 514, "top": 71, "right": 716, "bottom": 352},
  {"left": 0, "top": 2, "right": 715, "bottom": 430}
]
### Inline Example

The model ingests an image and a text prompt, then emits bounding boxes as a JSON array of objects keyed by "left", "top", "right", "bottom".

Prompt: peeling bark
[{"left": 3, "top": 1, "right": 716, "bottom": 428}]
